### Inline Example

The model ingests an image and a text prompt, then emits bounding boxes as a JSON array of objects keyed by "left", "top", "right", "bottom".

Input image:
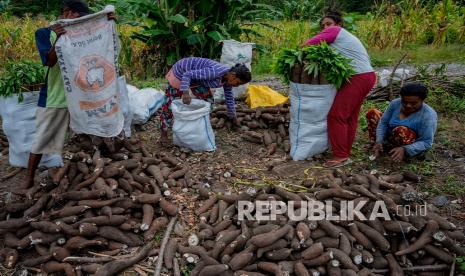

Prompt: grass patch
[
  {"left": 369, "top": 44, "right": 465, "bottom": 67},
  {"left": 131, "top": 78, "right": 166, "bottom": 90},
  {"left": 423, "top": 175, "right": 465, "bottom": 197}
]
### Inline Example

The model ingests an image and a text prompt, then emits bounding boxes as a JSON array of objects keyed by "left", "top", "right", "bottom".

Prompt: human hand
[
  {"left": 50, "top": 24, "right": 66, "bottom": 37},
  {"left": 228, "top": 117, "right": 241, "bottom": 130},
  {"left": 389, "top": 147, "right": 405, "bottom": 162},
  {"left": 373, "top": 143, "right": 383, "bottom": 156},
  {"left": 181, "top": 93, "right": 191, "bottom": 105}
]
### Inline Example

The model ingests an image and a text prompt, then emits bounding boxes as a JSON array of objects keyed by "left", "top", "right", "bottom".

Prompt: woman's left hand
[{"left": 389, "top": 147, "right": 405, "bottom": 162}]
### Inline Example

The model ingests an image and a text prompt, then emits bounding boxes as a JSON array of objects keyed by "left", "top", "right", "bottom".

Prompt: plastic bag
[
  {"left": 289, "top": 82, "right": 337, "bottom": 161},
  {"left": 118, "top": 76, "right": 133, "bottom": 137},
  {"left": 128, "top": 87, "right": 165, "bottom": 125},
  {"left": 0, "top": 92, "right": 63, "bottom": 168},
  {"left": 171, "top": 99, "right": 216, "bottom": 152},
  {"left": 214, "top": 40, "right": 254, "bottom": 101},
  {"left": 245, "top": 85, "right": 289, "bottom": 109}
]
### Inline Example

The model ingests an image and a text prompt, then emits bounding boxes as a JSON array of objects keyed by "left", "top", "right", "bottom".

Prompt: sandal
[{"left": 323, "top": 158, "right": 353, "bottom": 168}]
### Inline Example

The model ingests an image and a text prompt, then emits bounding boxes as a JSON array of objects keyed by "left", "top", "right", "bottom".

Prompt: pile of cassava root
[
  {"left": 0, "top": 128, "right": 8, "bottom": 156},
  {"left": 0, "top": 135, "right": 186, "bottom": 275},
  {"left": 180, "top": 170, "right": 464, "bottom": 276},
  {"left": 211, "top": 103, "right": 291, "bottom": 155}
]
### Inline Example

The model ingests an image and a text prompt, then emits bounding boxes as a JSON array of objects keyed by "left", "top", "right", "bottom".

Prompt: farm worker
[
  {"left": 160, "top": 57, "right": 252, "bottom": 145},
  {"left": 303, "top": 11, "right": 376, "bottom": 168},
  {"left": 23, "top": 0, "right": 116, "bottom": 189},
  {"left": 367, "top": 82, "right": 438, "bottom": 162}
]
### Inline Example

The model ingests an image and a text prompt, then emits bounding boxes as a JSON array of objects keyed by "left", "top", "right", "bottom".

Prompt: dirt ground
[
  {"left": 1, "top": 73, "right": 465, "bottom": 221},
  {"left": 0, "top": 74, "right": 464, "bottom": 273}
]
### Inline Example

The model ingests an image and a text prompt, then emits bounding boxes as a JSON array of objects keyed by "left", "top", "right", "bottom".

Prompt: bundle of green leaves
[
  {"left": 0, "top": 60, "right": 45, "bottom": 102},
  {"left": 273, "top": 42, "right": 355, "bottom": 89},
  {"left": 271, "top": 48, "right": 303, "bottom": 84}
]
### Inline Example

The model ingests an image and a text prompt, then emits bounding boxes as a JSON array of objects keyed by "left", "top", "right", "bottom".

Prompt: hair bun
[{"left": 326, "top": 10, "right": 343, "bottom": 17}]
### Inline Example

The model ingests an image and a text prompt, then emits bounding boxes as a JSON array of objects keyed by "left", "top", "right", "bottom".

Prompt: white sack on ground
[
  {"left": 54, "top": 5, "right": 123, "bottom": 137},
  {"left": 289, "top": 82, "right": 337, "bottom": 161},
  {"left": 0, "top": 92, "right": 63, "bottom": 168},
  {"left": 171, "top": 99, "right": 216, "bottom": 152},
  {"left": 214, "top": 39, "right": 254, "bottom": 101},
  {"left": 128, "top": 87, "right": 165, "bottom": 125}
]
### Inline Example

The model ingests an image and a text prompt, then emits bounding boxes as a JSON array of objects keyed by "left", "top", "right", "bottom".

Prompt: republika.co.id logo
[{"left": 237, "top": 200, "right": 427, "bottom": 222}]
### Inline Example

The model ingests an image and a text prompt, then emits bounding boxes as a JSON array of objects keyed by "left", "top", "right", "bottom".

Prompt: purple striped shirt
[{"left": 172, "top": 57, "right": 236, "bottom": 118}]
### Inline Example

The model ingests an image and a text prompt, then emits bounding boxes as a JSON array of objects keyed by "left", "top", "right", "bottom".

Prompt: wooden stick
[
  {"left": 449, "top": 255, "right": 456, "bottom": 276},
  {"left": 154, "top": 215, "right": 178, "bottom": 276},
  {"left": 63, "top": 256, "right": 114, "bottom": 263},
  {"left": 373, "top": 264, "right": 450, "bottom": 273},
  {"left": 388, "top": 53, "right": 408, "bottom": 100},
  {"left": 134, "top": 267, "right": 148, "bottom": 276},
  {"left": 0, "top": 167, "right": 22, "bottom": 181}
]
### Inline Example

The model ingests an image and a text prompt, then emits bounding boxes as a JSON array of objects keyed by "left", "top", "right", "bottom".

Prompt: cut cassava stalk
[
  {"left": 95, "top": 242, "right": 153, "bottom": 276},
  {"left": 63, "top": 256, "right": 114, "bottom": 264},
  {"left": 154, "top": 214, "right": 178, "bottom": 276}
]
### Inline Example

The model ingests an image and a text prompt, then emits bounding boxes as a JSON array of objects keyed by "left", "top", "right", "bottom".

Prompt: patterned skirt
[{"left": 366, "top": 108, "right": 417, "bottom": 146}]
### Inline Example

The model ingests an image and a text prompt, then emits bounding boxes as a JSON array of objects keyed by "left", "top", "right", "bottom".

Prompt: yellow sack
[{"left": 245, "top": 85, "right": 289, "bottom": 109}]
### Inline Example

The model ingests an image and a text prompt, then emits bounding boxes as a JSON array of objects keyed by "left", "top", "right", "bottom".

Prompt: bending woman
[
  {"left": 367, "top": 82, "right": 438, "bottom": 162},
  {"left": 160, "top": 57, "right": 251, "bottom": 144},
  {"left": 303, "top": 11, "right": 376, "bottom": 167}
]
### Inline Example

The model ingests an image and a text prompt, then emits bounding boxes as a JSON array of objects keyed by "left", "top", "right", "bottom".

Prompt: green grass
[
  {"left": 131, "top": 78, "right": 165, "bottom": 90},
  {"left": 424, "top": 175, "right": 465, "bottom": 197},
  {"left": 369, "top": 44, "right": 465, "bottom": 67}
]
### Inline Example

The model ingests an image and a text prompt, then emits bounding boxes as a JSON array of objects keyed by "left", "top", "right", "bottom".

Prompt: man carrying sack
[{"left": 23, "top": 0, "right": 116, "bottom": 189}]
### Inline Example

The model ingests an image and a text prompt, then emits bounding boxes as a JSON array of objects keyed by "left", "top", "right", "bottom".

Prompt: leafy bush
[
  {"left": 128, "top": 0, "right": 277, "bottom": 77},
  {"left": 0, "top": 60, "right": 45, "bottom": 102}
]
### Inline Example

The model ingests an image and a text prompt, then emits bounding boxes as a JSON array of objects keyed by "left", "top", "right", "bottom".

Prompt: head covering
[{"left": 63, "top": 0, "right": 89, "bottom": 16}]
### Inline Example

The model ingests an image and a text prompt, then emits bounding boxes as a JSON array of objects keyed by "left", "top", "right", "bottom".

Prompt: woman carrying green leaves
[{"left": 303, "top": 11, "right": 376, "bottom": 168}]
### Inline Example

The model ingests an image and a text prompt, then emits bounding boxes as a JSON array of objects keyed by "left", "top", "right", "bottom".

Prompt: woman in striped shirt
[{"left": 160, "top": 57, "right": 251, "bottom": 144}]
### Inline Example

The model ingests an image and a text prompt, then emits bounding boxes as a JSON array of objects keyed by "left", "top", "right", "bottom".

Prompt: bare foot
[
  {"left": 323, "top": 158, "right": 353, "bottom": 168},
  {"left": 20, "top": 177, "right": 34, "bottom": 190}
]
